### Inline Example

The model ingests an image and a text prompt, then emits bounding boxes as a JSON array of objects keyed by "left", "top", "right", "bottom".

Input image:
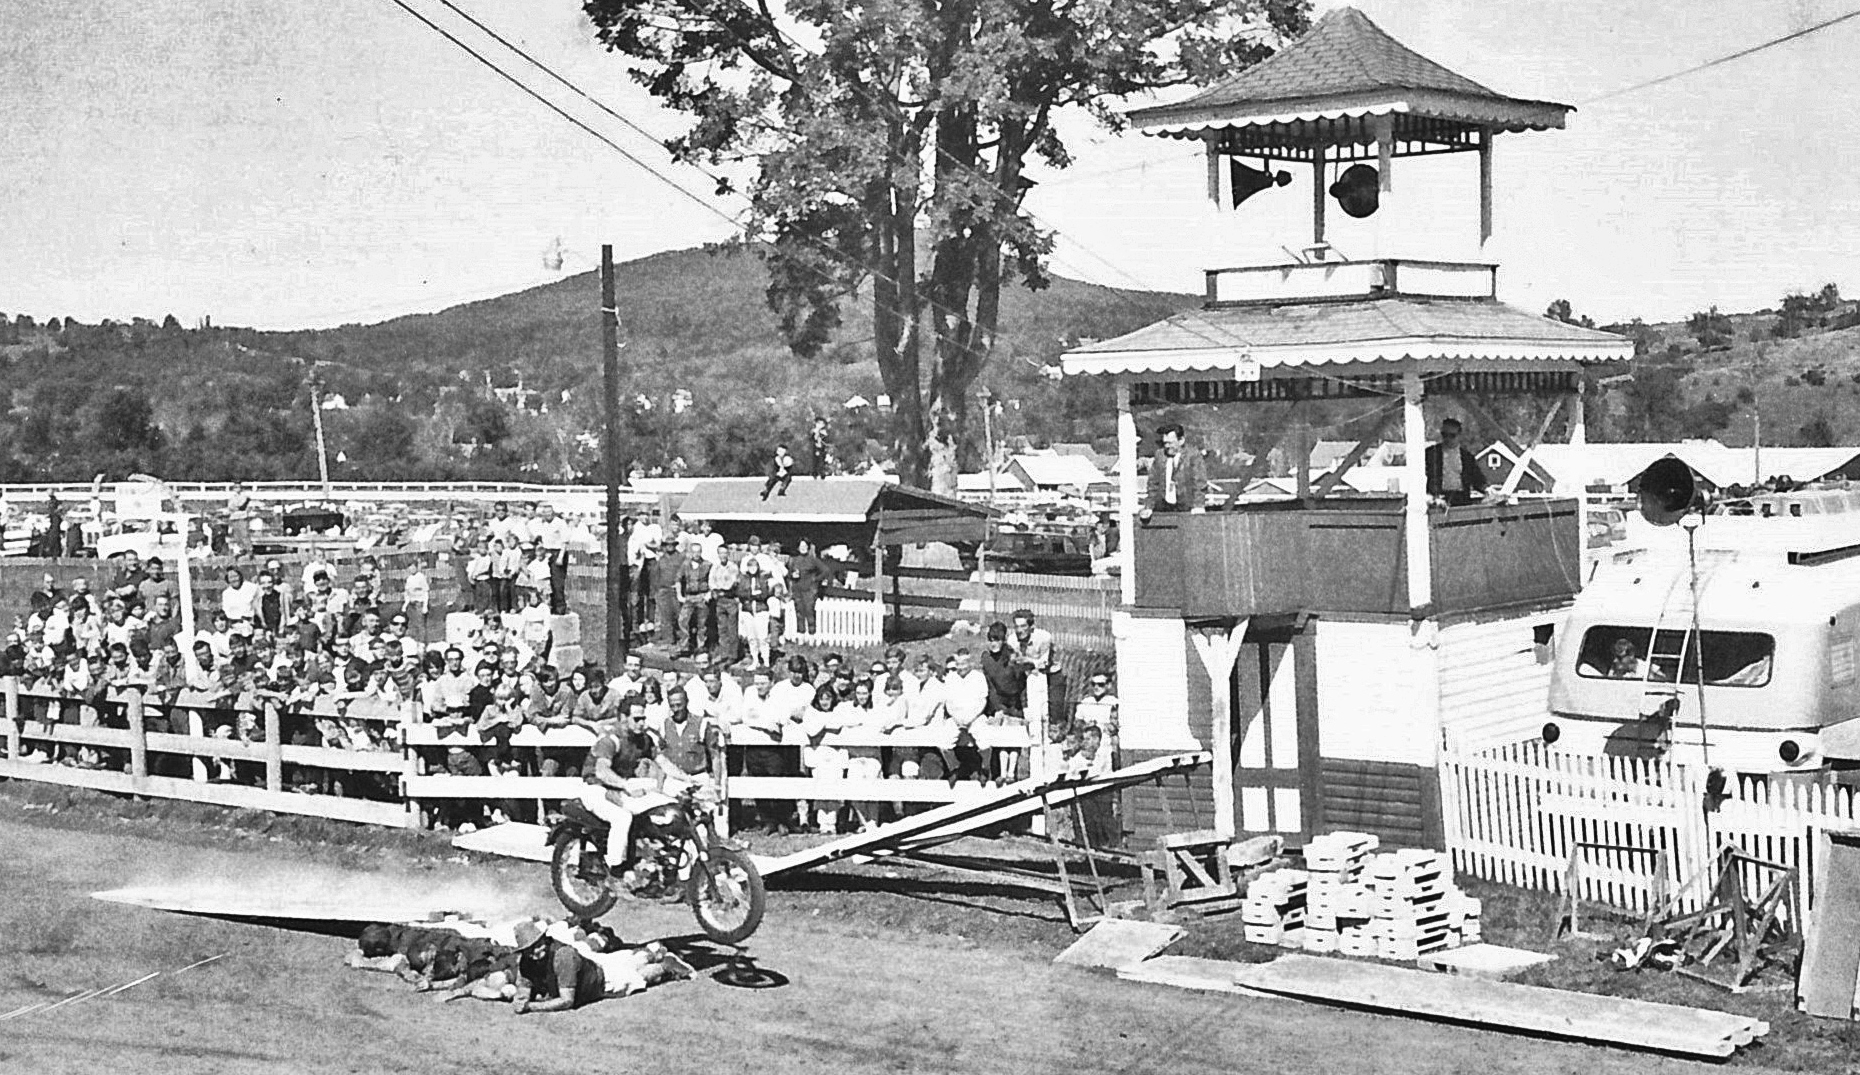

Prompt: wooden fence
[
  {"left": 1440, "top": 739, "right": 1860, "bottom": 927},
  {"left": 0, "top": 678, "right": 412, "bottom": 828},
  {"left": 0, "top": 675, "right": 1037, "bottom": 834}
]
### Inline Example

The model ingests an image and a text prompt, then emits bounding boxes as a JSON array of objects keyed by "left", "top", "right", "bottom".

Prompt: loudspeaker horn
[
  {"left": 1231, "top": 160, "right": 1292, "bottom": 208},
  {"left": 1637, "top": 456, "right": 1696, "bottom": 526}
]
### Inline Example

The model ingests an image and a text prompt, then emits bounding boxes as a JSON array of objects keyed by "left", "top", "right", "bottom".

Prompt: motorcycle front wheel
[
  {"left": 686, "top": 846, "right": 766, "bottom": 945},
  {"left": 551, "top": 832, "right": 618, "bottom": 919}
]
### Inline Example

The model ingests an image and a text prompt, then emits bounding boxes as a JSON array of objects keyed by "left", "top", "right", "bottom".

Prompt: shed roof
[
  {"left": 1061, "top": 296, "right": 1630, "bottom": 378},
  {"left": 1130, "top": 7, "right": 1570, "bottom": 139},
  {"left": 1007, "top": 453, "right": 1110, "bottom": 488},
  {"left": 675, "top": 477, "right": 994, "bottom": 544}
]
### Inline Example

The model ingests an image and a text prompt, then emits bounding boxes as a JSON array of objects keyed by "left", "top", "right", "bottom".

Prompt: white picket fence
[
  {"left": 1440, "top": 739, "right": 1860, "bottom": 926},
  {"left": 983, "top": 570, "right": 1117, "bottom": 650},
  {"left": 784, "top": 596, "right": 883, "bottom": 648}
]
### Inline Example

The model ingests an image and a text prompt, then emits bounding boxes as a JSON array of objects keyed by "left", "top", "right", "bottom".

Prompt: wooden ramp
[
  {"left": 1224, "top": 954, "right": 1767, "bottom": 1059},
  {"left": 753, "top": 752, "right": 1211, "bottom": 879},
  {"left": 92, "top": 886, "right": 474, "bottom": 925},
  {"left": 452, "top": 821, "right": 552, "bottom": 863}
]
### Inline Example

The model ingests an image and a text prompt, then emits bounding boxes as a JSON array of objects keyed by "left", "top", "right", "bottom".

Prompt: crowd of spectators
[{"left": 0, "top": 510, "right": 1121, "bottom": 840}]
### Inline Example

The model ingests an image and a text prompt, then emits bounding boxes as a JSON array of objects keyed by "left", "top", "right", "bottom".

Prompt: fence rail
[
  {"left": 0, "top": 675, "right": 1036, "bottom": 831},
  {"left": 0, "top": 678, "right": 413, "bottom": 828},
  {"left": 1440, "top": 739, "right": 1860, "bottom": 928}
]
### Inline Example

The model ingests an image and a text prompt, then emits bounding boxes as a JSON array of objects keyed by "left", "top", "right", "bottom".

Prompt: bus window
[{"left": 1576, "top": 626, "right": 1774, "bottom": 687}]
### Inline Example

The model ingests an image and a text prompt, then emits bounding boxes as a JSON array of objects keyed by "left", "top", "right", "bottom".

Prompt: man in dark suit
[
  {"left": 1424, "top": 418, "right": 1489, "bottom": 507},
  {"left": 1139, "top": 423, "right": 1207, "bottom": 520}
]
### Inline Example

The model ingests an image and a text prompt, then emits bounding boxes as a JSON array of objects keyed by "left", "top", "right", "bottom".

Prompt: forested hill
[
  {"left": 0, "top": 244, "right": 1191, "bottom": 483},
  {"left": 0, "top": 250, "right": 1855, "bottom": 486}
]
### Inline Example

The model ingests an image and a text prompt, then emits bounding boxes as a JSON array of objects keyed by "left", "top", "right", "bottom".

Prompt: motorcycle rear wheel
[
  {"left": 686, "top": 847, "right": 766, "bottom": 946},
  {"left": 551, "top": 833, "right": 618, "bottom": 919}
]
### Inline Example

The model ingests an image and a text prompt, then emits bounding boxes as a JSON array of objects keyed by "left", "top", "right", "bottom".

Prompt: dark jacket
[
  {"left": 1143, "top": 447, "right": 1209, "bottom": 513},
  {"left": 1423, "top": 444, "right": 1490, "bottom": 500}
]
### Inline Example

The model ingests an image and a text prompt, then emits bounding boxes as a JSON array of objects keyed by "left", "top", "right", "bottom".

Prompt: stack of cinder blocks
[
  {"left": 1301, "top": 831, "right": 1378, "bottom": 955},
  {"left": 1241, "top": 869, "right": 1307, "bottom": 947},
  {"left": 1245, "top": 832, "right": 1485, "bottom": 961}
]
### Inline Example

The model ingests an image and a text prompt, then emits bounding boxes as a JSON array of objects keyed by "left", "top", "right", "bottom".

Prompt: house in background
[{"left": 1004, "top": 452, "right": 1112, "bottom": 494}]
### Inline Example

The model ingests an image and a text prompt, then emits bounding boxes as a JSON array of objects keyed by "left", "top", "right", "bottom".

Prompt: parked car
[{"left": 986, "top": 530, "right": 1092, "bottom": 575}]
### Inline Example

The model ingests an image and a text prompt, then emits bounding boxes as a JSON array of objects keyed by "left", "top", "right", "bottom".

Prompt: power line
[
  {"left": 381, "top": 0, "right": 736, "bottom": 225},
  {"left": 389, "top": 0, "right": 1008, "bottom": 368},
  {"left": 1585, "top": 7, "right": 1860, "bottom": 104},
  {"left": 658, "top": 3, "right": 1278, "bottom": 360}
]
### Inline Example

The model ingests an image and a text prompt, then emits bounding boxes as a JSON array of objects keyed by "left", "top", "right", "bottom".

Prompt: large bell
[{"left": 1328, "top": 163, "right": 1381, "bottom": 219}]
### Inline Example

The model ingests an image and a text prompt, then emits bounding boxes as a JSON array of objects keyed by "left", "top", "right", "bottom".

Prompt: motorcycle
[{"left": 547, "top": 780, "right": 766, "bottom": 946}]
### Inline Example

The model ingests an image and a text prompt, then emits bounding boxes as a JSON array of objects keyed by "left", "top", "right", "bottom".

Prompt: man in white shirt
[
  {"left": 941, "top": 649, "right": 990, "bottom": 782},
  {"left": 734, "top": 666, "right": 801, "bottom": 833},
  {"left": 890, "top": 655, "right": 950, "bottom": 781},
  {"left": 628, "top": 514, "right": 662, "bottom": 632},
  {"left": 531, "top": 502, "right": 572, "bottom": 614},
  {"left": 606, "top": 651, "right": 652, "bottom": 701},
  {"left": 1009, "top": 609, "right": 1059, "bottom": 773}
]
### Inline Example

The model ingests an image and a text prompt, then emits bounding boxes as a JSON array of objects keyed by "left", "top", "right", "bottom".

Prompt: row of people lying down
[{"left": 346, "top": 915, "right": 695, "bottom": 1013}]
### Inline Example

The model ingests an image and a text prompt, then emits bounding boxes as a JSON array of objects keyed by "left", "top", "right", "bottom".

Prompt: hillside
[
  {"left": 2, "top": 253, "right": 1855, "bottom": 486},
  {"left": 0, "top": 244, "right": 1193, "bottom": 484}
]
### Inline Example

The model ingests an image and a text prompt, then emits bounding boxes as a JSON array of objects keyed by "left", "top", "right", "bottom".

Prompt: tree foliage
[
  {"left": 1687, "top": 305, "right": 1732, "bottom": 351},
  {"left": 583, "top": 0, "right": 1310, "bottom": 490}
]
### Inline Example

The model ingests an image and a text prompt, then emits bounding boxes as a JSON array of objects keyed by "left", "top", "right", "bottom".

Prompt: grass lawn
[{"left": 4, "top": 777, "right": 1856, "bottom": 1070}]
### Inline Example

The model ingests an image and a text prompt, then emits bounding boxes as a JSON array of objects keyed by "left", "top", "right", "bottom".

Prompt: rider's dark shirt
[{"left": 583, "top": 728, "right": 657, "bottom": 782}]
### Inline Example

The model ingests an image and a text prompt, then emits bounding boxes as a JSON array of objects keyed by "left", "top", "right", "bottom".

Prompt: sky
[{"left": 2, "top": 0, "right": 1857, "bottom": 329}]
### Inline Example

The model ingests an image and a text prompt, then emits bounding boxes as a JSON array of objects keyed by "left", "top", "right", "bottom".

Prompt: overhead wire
[
  {"left": 1582, "top": 7, "right": 1860, "bottom": 104},
  {"left": 399, "top": 0, "right": 1005, "bottom": 359},
  {"left": 412, "top": 0, "right": 1335, "bottom": 412}
]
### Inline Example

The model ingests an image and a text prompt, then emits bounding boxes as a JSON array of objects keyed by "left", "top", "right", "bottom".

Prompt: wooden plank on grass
[
  {"left": 1116, "top": 956, "right": 1273, "bottom": 997},
  {"left": 1055, "top": 920, "right": 1186, "bottom": 971},
  {"left": 1800, "top": 830, "right": 1860, "bottom": 1018},
  {"left": 1228, "top": 954, "right": 1767, "bottom": 1058}
]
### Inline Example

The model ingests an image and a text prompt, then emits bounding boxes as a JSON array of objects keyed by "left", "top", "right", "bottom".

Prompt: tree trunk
[{"left": 923, "top": 389, "right": 968, "bottom": 496}]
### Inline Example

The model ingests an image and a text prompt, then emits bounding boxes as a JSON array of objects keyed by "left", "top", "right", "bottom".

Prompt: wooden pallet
[{"left": 1228, "top": 954, "right": 1768, "bottom": 1059}]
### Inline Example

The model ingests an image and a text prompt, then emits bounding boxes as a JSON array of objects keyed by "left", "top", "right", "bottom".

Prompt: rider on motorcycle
[{"left": 578, "top": 698, "right": 671, "bottom": 872}]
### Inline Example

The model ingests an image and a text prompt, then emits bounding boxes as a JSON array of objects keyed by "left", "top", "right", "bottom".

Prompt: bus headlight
[
  {"left": 1779, "top": 740, "right": 1801, "bottom": 764},
  {"left": 1541, "top": 722, "right": 1562, "bottom": 745}
]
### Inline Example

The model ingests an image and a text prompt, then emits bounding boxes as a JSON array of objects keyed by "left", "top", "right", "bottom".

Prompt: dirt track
[{"left": 0, "top": 814, "right": 1768, "bottom": 1075}]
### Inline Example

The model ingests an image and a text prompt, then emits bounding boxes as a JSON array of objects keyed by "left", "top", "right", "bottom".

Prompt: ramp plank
[
  {"left": 451, "top": 821, "right": 553, "bottom": 863},
  {"left": 1116, "top": 956, "right": 1271, "bottom": 997},
  {"left": 1800, "top": 832, "right": 1860, "bottom": 1018},
  {"left": 1055, "top": 920, "right": 1185, "bottom": 971},
  {"left": 756, "top": 752, "right": 1210, "bottom": 878},
  {"left": 1229, "top": 954, "right": 1766, "bottom": 1058}
]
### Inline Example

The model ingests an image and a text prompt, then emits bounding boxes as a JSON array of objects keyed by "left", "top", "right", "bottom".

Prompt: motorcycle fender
[{"left": 546, "top": 821, "right": 587, "bottom": 847}]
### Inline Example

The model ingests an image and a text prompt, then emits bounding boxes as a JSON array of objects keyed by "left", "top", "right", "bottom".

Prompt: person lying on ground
[{"left": 496, "top": 919, "right": 696, "bottom": 1014}]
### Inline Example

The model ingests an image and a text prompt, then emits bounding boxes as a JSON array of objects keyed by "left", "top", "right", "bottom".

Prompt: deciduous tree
[{"left": 584, "top": 0, "right": 1310, "bottom": 490}]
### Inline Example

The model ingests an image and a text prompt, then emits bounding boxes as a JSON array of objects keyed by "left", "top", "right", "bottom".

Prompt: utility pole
[
  {"left": 601, "top": 244, "right": 628, "bottom": 670},
  {"left": 307, "top": 369, "right": 333, "bottom": 498},
  {"left": 978, "top": 386, "right": 996, "bottom": 504}
]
